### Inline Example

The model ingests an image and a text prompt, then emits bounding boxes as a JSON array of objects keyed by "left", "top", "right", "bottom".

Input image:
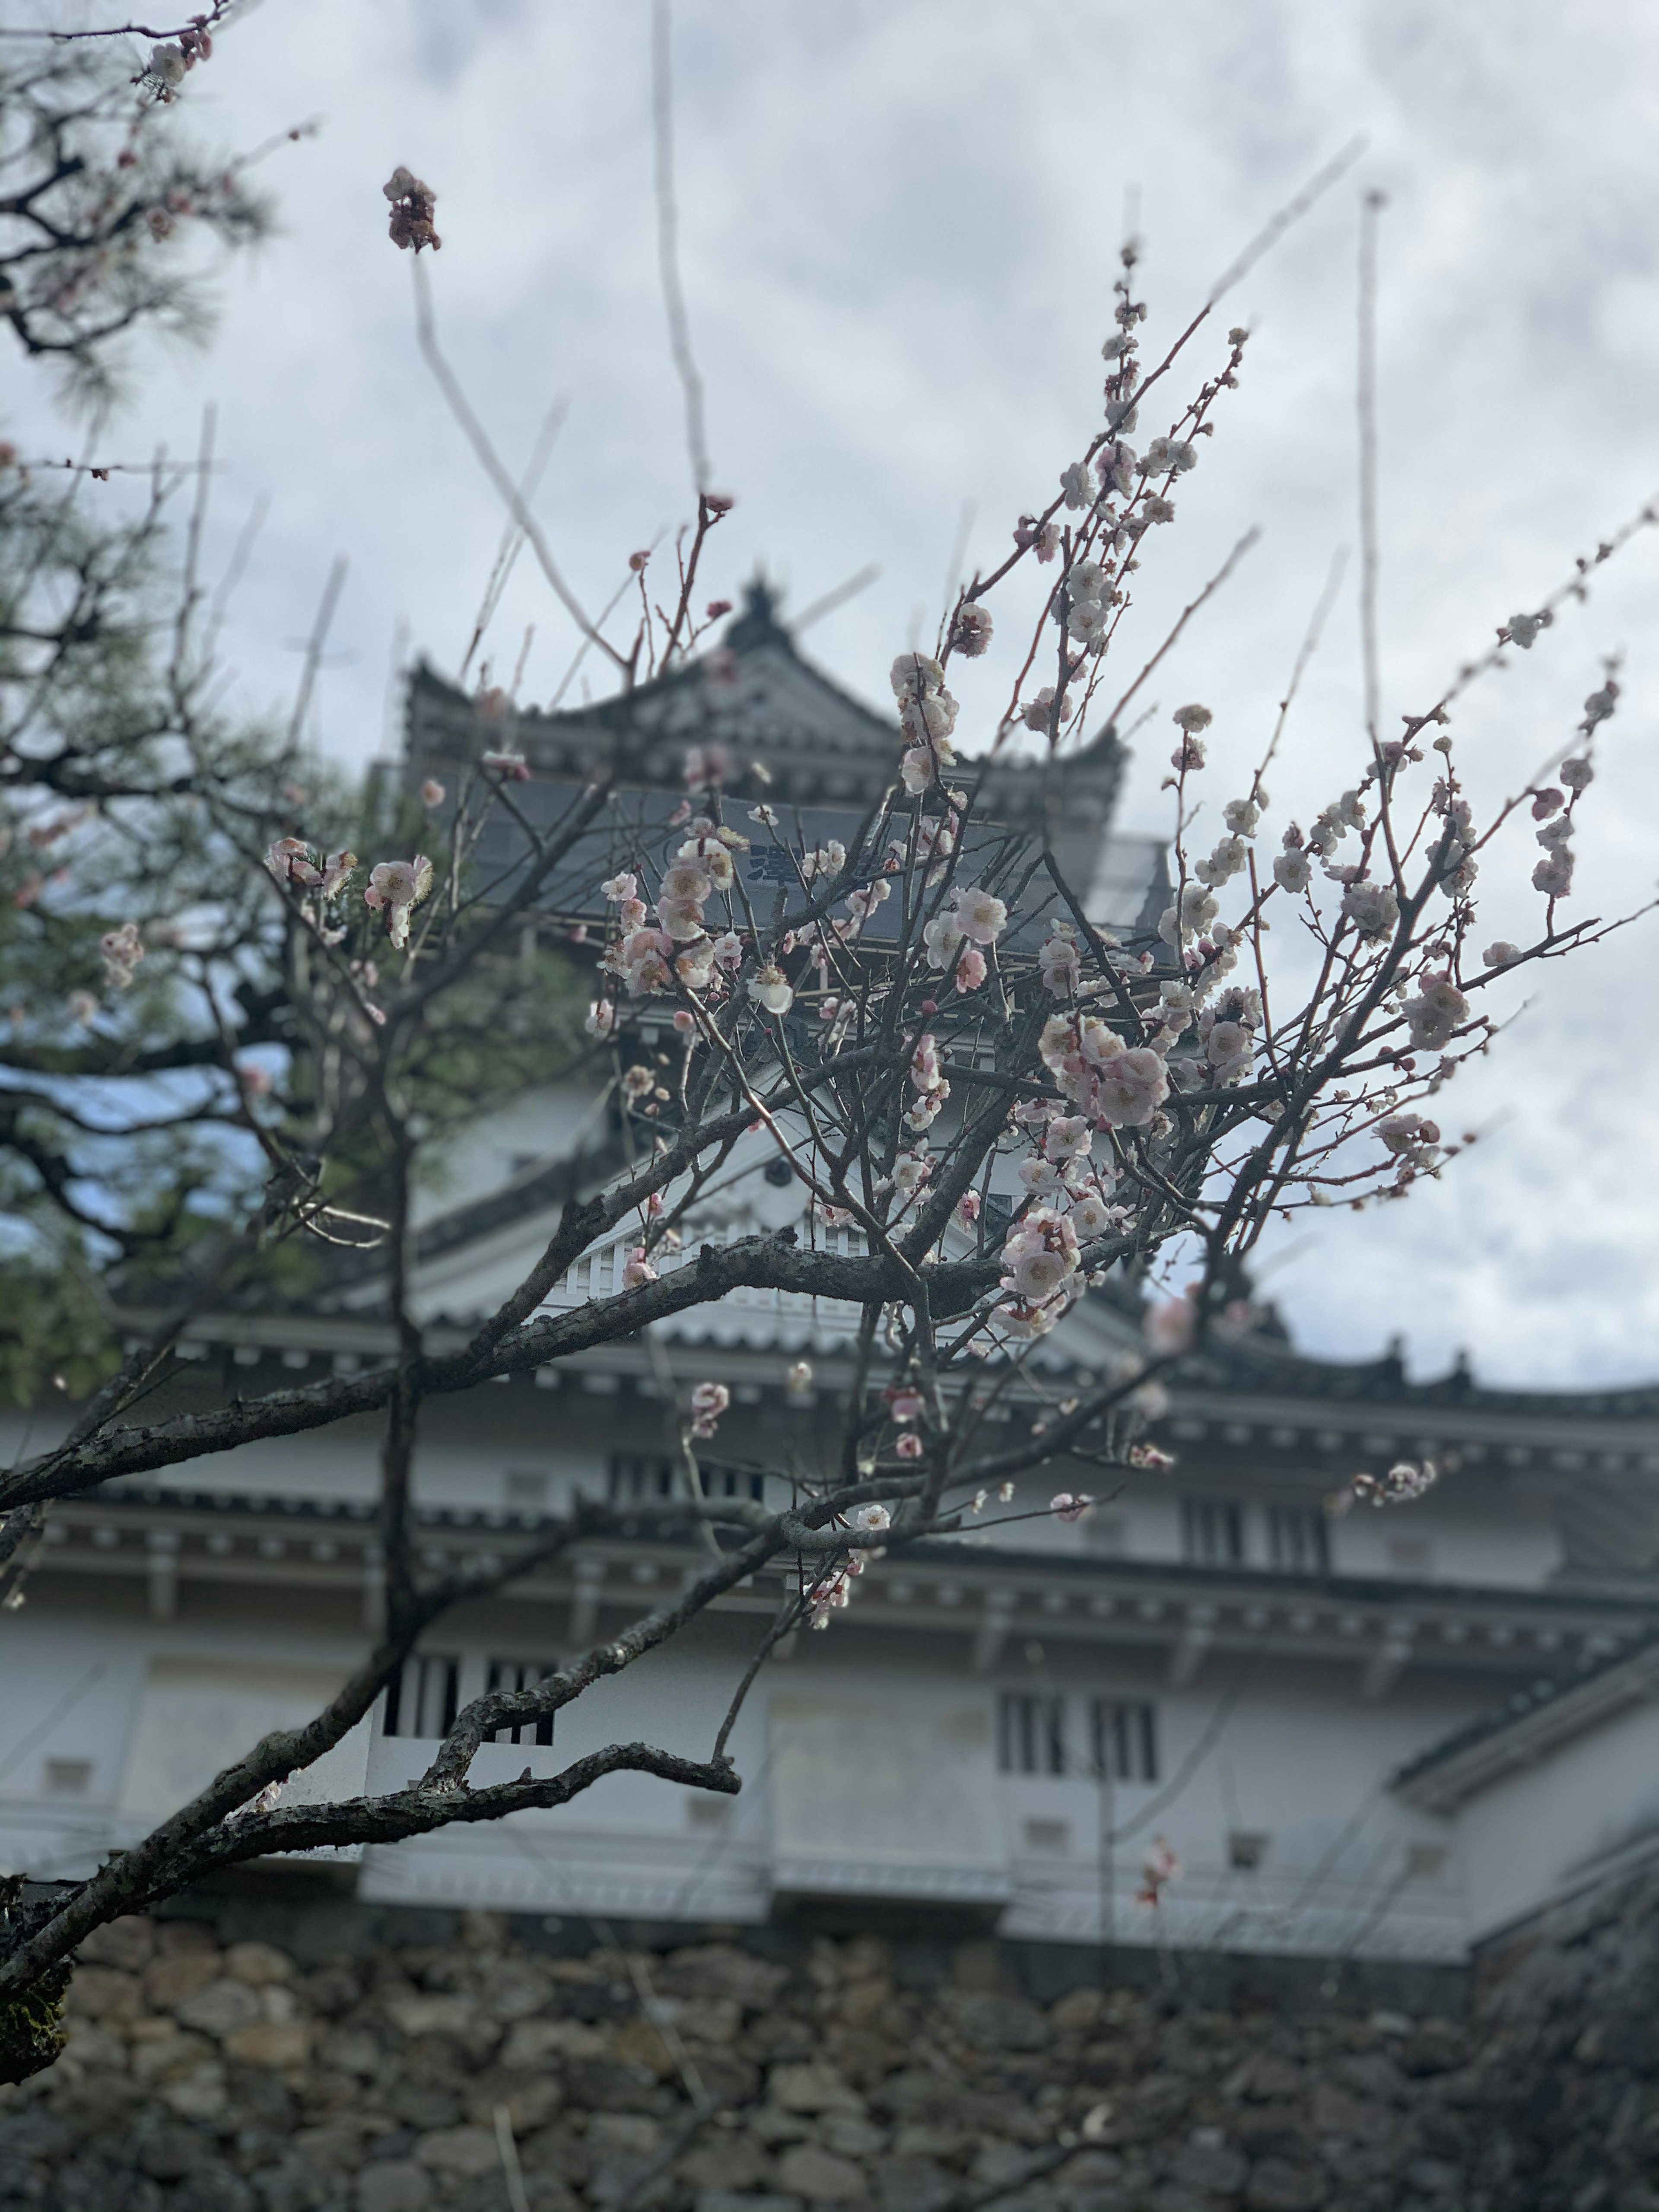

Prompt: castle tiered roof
[{"left": 404, "top": 582, "right": 1166, "bottom": 935}]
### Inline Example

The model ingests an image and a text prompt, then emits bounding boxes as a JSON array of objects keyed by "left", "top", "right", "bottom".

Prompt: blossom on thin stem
[
  {"left": 365, "top": 857, "right": 434, "bottom": 950},
  {"left": 689, "top": 1382, "right": 730, "bottom": 1440}
]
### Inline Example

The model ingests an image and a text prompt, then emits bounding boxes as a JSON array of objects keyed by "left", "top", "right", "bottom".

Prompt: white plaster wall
[
  {"left": 1328, "top": 1476, "right": 1561, "bottom": 1588},
  {"left": 1452, "top": 1695, "right": 1659, "bottom": 1942},
  {"left": 983, "top": 1644, "right": 1468, "bottom": 1950},
  {"left": 410, "top": 1080, "right": 605, "bottom": 1224},
  {"left": 0, "top": 1606, "right": 370, "bottom": 1880}
]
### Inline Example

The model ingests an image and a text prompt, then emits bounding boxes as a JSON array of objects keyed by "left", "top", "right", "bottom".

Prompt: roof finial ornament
[{"left": 725, "top": 573, "right": 786, "bottom": 652}]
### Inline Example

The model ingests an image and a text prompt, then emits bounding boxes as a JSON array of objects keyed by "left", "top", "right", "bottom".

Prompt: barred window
[
  {"left": 1181, "top": 1497, "right": 1243, "bottom": 1566},
  {"left": 485, "top": 1657, "right": 556, "bottom": 1747},
  {"left": 608, "top": 1456, "right": 764, "bottom": 1504},
  {"left": 702, "top": 1464, "right": 767, "bottom": 1502},
  {"left": 1092, "top": 1699, "right": 1159, "bottom": 1783},
  {"left": 383, "top": 1653, "right": 458, "bottom": 1739},
  {"left": 608, "top": 1455, "right": 677, "bottom": 1505},
  {"left": 998, "top": 1691, "right": 1067, "bottom": 1776},
  {"left": 1268, "top": 1503, "right": 1329, "bottom": 1575}
]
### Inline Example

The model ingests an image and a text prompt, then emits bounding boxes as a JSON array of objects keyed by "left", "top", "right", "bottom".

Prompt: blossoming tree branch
[{"left": 0, "top": 33, "right": 1652, "bottom": 2072}]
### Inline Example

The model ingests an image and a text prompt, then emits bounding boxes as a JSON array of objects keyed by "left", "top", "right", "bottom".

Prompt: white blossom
[
  {"left": 1068, "top": 597, "right": 1109, "bottom": 645},
  {"left": 1158, "top": 882, "right": 1218, "bottom": 946},
  {"left": 901, "top": 746, "right": 939, "bottom": 795},
  {"left": 800, "top": 839, "right": 847, "bottom": 884},
  {"left": 1091, "top": 1044, "right": 1170, "bottom": 1128},
  {"left": 951, "top": 885, "right": 1009, "bottom": 945},
  {"left": 1060, "top": 460, "right": 1093, "bottom": 510},
  {"left": 1195, "top": 834, "right": 1248, "bottom": 888},
  {"left": 1341, "top": 881, "right": 1399, "bottom": 938},
  {"left": 749, "top": 965, "right": 794, "bottom": 1015},
  {"left": 1402, "top": 975, "right": 1468, "bottom": 1050},
  {"left": 952, "top": 603, "right": 994, "bottom": 657},
  {"left": 1145, "top": 435, "right": 1197, "bottom": 474},
  {"left": 1020, "top": 686, "right": 1064, "bottom": 734},
  {"left": 1533, "top": 848, "right": 1574, "bottom": 898},
  {"left": 1379, "top": 1111, "right": 1440, "bottom": 1162},
  {"left": 898, "top": 690, "right": 959, "bottom": 745},
  {"left": 1017, "top": 1155, "right": 1063, "bottom": 1195},
  {"left": 365, "top": 856, "right": 434, "bottom": 950},
  {"left": 923, "top": 914, "right": 966, "bottom": 969},
  {"left": 890, "top": 652, "right": 946, "bottom": 699},
  {"left": 1039, "top": 928, "right": 1081, "bottom": 997},
  {"left": 1203, "top": 1018, "right": 1252, "bottom": 1084},
  {"left": 1043, "top": 1115, "right": 1092, "bottom": 1163},
  {"left": 1070, "top": 1192, "right": 1116, "bottom": 1239},
  {"left": 1001, "top": 1209, "right": 1081, "bottom": 1307}
]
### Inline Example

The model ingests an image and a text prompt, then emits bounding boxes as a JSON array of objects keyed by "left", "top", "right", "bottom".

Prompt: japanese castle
[{"left": 3, "top": 589, "right": 1656, "bottom": 1967}]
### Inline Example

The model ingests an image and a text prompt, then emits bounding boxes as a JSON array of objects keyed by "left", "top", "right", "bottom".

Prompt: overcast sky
[{"left": 13, "top": 0, "right": 1659, "bottom": 1388}]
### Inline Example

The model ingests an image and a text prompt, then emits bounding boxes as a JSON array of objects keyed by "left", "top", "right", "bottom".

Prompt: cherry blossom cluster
[
  {"left": 595, "top": 828, "right": 749, "bottom": 1017},
  {"left": 807, "top": 1503, "right": 890, "bottom": 1630},
  {"left": 998, "top": 1208, "right": 1083, "bottom": 1339},
  {"left": 922, "top": 881, "right": 1007, "bottom": 997},
  {"left": 266, "top": 838, "right": 356, "bottom": 896},
  {"left": 1344, "top": 1460, "right": 1440, "bottom": 1510},
  {"left": 890, "top": 653, "right": 958, "bottom": 796},
  {"left": 264, "top": 839, "right": 437, "bottom": 955},
  {"left": 140, "top": 17, "right": 216, "bottom": 101},
  {"left": 1037, "top": 1014, "right": 1169, "bottom": 1131},
  {"left": 906, "top": 1032, "right": 950, "bottom": 1135}
]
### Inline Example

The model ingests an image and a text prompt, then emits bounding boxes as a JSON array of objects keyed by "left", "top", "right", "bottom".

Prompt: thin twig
[
  {"left": 285, "top": 555, "right": 347, "bottom": 753},
  {"left": 1358, "top": 188, "right": 1386, "bottom": 759},
  {"left": 460, "top": 397, "right": 569, "bottom": 679},
  {"left": 411, "top": 255, "right": 621, "bottom": 667},
  {"left": 651, "top": 0, "right": 712, "bottom": 494},
  {"left": 793, "top": 562, "right": 882, "bottom": 633},
  {"left": 1099, "top": 527, "right": 1261, "bottom": 735}
]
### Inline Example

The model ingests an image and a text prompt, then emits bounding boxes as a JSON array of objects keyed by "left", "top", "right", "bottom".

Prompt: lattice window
[
  {"left": 998, "top": 1691, "right": 1067, "bottom": 1776},
  {"left": 383, "top": 1653, "right": 459, "bottom": 1739},
  {"left": 485, "top": 1657, "right": 556, "bottom": 1746},
  {"left": 1091, "top": 1699, "right": 1159, "bottom": 1783}
]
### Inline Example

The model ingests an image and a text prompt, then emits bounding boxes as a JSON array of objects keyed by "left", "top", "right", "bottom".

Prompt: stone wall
[{"left": 0, "top": 1869, "right": 1654, "bottom": 2212}]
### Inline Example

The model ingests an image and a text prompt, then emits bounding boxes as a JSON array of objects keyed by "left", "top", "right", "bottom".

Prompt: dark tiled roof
[{"left": 1393, "top": 1620, "right": 1659, "bottom": 1788}]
